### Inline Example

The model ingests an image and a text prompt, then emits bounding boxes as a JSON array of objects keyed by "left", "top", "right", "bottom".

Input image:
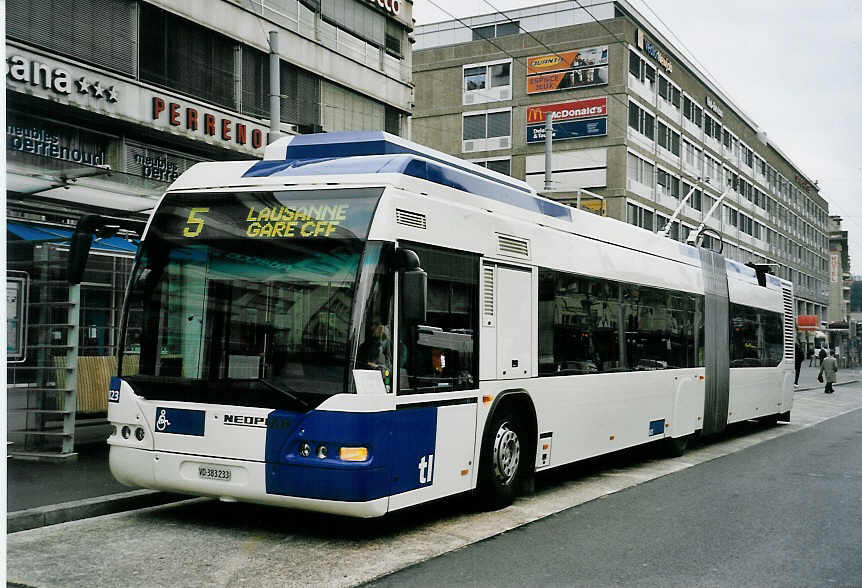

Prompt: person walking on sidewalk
[
  {"left": 794, "top": 342, "right": 805, "bottom": 386},
  {"left": 819, "top": 349, "right": 838, "bottom": 394},
  {"left": 819, "top": 347, "right": 827, "bottom": 366}
]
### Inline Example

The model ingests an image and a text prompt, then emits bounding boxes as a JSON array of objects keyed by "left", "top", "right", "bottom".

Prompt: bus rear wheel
[{"left": 477, "top": 410, "right": 524, "bottom": 510}]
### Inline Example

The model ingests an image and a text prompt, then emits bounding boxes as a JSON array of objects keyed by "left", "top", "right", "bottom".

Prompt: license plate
[{"left": 198, "top": 465, "right": 231, "bottom": 481}]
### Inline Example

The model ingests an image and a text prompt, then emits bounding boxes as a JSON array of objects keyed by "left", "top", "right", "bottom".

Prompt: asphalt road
[
  {"left": 7, "top": 384, "right": 862, "bottom": 587},
  {"left": 367, "top": 407, "right": 862, "bottom": 587}
]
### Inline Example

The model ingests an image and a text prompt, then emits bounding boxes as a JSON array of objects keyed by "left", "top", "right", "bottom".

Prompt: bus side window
[{"left": 398, "top": 245, "right": 479, "bottom": 394}]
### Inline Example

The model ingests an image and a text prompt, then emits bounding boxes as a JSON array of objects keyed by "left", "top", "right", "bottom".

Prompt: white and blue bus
[{"left": 107, "top": 131, "right": 795, "bottom": 517}]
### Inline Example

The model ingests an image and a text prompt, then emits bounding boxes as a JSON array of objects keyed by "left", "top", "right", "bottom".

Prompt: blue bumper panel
[{"left": 265, "top": 409, "right": 394, "bottom": 502}]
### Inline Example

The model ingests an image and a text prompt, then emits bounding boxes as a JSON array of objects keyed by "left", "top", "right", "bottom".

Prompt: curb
[
  {"left": 8, "top": 490, "right": 186, "bottom": 533},
  {"left": 796, "top": 378, "right": 859, "bottom": 393}
]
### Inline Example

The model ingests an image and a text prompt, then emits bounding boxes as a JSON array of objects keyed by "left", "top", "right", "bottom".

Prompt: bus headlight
[
  {"left": 298, "top": 442, "right": 311, "bottom": 457},
  {"left": 135, "top": 427, "right": 145, "bottom": 441},
  {"left": 316, "top": 445, "right": 328, "bottom": 459},
  {"left": 121, "top": 426, "right": 131, "bottom": 439},
  {"left": 339, "top": 447, "right": 368, "bottom": 461}
]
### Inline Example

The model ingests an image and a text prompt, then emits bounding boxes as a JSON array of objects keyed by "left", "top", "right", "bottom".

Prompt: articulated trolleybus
[{"left": 108, "top": 131, "right": 795, "bottom": 517}]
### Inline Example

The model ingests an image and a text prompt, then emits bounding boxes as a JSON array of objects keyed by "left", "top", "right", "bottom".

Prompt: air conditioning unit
[
  {"left": 463, "top": 140, "right": 476, "bottom": 153},
  {"left": 501, "top": 87, "right": 512, "bottom": 100},
  {"left": 495, "top": 136, "right": 511, "bottom": 150}
]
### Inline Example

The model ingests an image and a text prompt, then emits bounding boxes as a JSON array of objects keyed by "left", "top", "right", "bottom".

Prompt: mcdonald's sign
[{"left": 526, "top": 97, "right": 608, "bottom": 124}]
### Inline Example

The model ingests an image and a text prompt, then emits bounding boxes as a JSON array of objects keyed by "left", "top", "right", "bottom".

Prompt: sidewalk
[
  {"left": 7, "top": 364, "right": 861, "bottom": 533},
  {"left": 7, "top": 442, "right": 183, "bottom": 533},
  {"left": 794, "top": 361, "right": 861, "bottom": 392}
]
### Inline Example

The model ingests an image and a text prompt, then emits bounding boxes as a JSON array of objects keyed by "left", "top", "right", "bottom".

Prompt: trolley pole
[
  {"left": 268, "top": 30, "right": 281, "bottom": 144},
  {"left": 544, "top": 112, "right": 553, "bottom": 192}
]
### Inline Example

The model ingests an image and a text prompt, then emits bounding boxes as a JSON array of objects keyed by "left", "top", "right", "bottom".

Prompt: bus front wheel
[{"left": 477, "top": 410, "right": 524, "bottom": 510}]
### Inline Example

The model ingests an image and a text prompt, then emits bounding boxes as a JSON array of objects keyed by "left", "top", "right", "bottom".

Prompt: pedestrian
[
  {"left": 819, "top": 347, "right": 827, "bottom": 366},
  {"left": 794, "top": 342, "right": 804, "bottom": 386},
  {"left": 808, "top": 347, "right": 814, "bottom": 367},
  {"left": 818, "top": 349, "right": 838, "bottom": 394}
]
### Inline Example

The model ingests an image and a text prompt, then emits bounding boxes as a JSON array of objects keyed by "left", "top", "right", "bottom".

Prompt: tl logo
[{"left": 418, "top": 453, "right": 435, "bottom": 485}]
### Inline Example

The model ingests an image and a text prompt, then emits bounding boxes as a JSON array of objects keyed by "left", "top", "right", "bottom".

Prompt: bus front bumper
[{"left": 109, "top": 445, "right": 390, "bottom": 518}]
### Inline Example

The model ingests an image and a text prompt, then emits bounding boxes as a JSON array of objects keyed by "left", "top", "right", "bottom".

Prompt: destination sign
[{"left": 152, "top": 188, "right": 383, "bottom": 243}]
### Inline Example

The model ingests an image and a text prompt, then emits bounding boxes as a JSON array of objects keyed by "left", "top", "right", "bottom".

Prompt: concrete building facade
[
  {"left": 5, "top": 0, "right": 413, "bottom": 458},
  {"left": 412, "top": 0, "right": 829, "bottom": 324}
]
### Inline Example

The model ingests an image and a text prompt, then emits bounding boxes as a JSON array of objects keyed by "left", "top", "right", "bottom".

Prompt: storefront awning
[
  {"left": 6, "top": 150, "right": 165, "bottom": 212},
  {"left": 7, "top": 222, "right": 138, "bottom": 254}
]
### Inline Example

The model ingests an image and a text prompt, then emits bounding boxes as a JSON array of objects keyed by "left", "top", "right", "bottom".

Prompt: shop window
[{"left": 398, "top": 245, "right": 479, "bottom": 394}]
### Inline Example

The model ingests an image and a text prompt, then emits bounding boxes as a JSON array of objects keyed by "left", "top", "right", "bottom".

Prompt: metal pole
[
  {"left": 544, "top": 112, "right": 553, "bottom": 192},
  {"left": 268, "top": 30, "right": 281, "bottom": 144}
]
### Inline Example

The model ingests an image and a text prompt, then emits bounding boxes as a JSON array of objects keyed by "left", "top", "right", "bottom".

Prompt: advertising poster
[
  {"left": 526, "top": 46, "right": 608, "bottom": 75},
  {"left": 526, "top": 66, "right": 609, "bottom": 94},
  {"left": 526, "top": 117, "right": 607, "bottom": 144},
  {"left": 526, "top": 97, "right": 608, "bottom": 124},
  {"left": 7, "top": 275, "right": 27, "bottom": 361}
]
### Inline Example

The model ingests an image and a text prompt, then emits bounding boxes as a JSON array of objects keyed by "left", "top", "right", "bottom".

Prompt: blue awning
[{"left": 7, "top": 222, "right": 138, "bottom": 254}]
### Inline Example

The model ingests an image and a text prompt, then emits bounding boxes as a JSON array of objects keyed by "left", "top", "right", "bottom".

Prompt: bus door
[{"left": 390, "top": 244, "right": 480, "bottom": 510}]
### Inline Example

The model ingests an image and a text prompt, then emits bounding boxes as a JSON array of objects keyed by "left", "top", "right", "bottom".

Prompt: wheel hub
[{"left": 493, "top": 421, "right": 520, "bottom": 485}]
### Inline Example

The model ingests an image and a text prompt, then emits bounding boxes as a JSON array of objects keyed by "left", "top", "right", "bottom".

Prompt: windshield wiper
[{"left": 257, "top": 378, "right": 310, "bottom": 410}]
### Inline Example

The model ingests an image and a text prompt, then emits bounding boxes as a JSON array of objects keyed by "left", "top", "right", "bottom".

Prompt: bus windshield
[{"left": 119, "top": 188, "right": 385, "bottom": 409}]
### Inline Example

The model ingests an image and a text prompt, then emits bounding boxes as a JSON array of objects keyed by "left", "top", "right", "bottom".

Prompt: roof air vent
[
  {"left": 497, "top": 234, "right": 530, "bottom": 259},
  {"left": 396, "top": 209, "right": 427, "bottom": 230}
]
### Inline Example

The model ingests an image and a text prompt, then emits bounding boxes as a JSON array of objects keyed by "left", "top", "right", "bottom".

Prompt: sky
[{"left": 413, "top": 0, "right": 862, "bottom": 273}]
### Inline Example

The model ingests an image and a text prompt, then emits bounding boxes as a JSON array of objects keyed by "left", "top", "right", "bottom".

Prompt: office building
[
  {"left": 413, "top": 0, "right": 829, "bottom": 327},
  {"left": 6, "top": 0, "right": 413, "bottom": 457}
]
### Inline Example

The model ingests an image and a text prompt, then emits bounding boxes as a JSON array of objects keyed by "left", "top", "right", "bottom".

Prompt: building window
[
  {"left": 682, "top": 181, "right": 703, "bottom": 211},
  {"left": 725, "top": 205, "right": 738, "bottom": 227},
  {"left": 628, "top": 202, "right": 654, "bottom": 231},
  {"left": 8, "top": 0, "right": 138, "bottom": 76},
  {"left": 322, "top": 0, "right": 385, "bottom": 47},
  {"left": 471, "top": 157, "right": 511, "bottom": 176},
  {"left": 463, "top": 60, "right": 512, "bottom": 104},
  {"left": 463, "top": 110, "right": 511, "bottom": 142},
  {"left": 683, "top": 96, "right": 702, "bottom": 127},
  {"left": 657, "top": 121, "right": 680, "bottom": 156},
  {"left": 629, "top": 50, "right": 656, "bottom": 87},
  {"left": 627, "top": 151, "right": 654, "bottom": 186},
  {"left": 140, "top": 3, "right": 236, "bottom": 109},
  {"left": 628, "top": 102, "right": 655, "bottom": 141},
  {"left": 657, "top": 168, "right": 680, "bottom": 199},
  {"left": 658, "top": 75, "right": 681, "bottom": 108},
  {"left": 241, "top": 47, "right": 321, "bottom": 130},
  {"left": 472, "top": 21, "right": 519, "bottom": 41},
  {"left": 385, "top": 19, "right": 403, "bottom": 58}
]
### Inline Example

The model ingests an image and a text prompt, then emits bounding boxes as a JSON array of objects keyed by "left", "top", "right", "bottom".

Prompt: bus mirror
[
  {"left": 402, "top": 270, "right": 427, "bottom": 324},
  {"left": 394, "top": 248, "right": 421, "bottom": 272},
  {"left": 68, "top": 228, "right": 94, "bottom": 285}
]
